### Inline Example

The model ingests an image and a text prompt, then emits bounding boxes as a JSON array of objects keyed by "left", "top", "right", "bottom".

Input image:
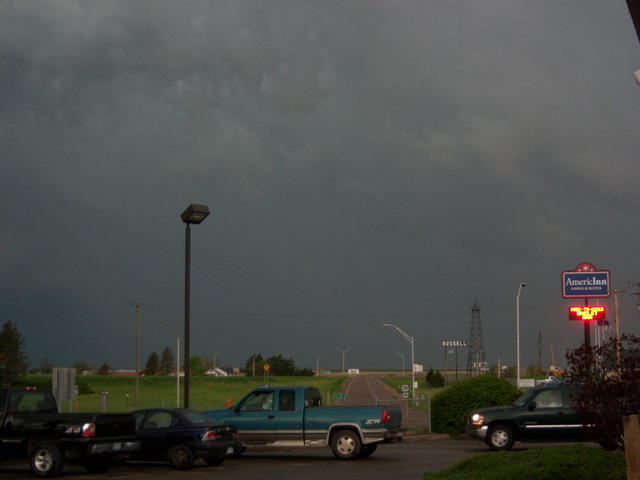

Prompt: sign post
[{"left": 441, "top": 341, "right": 467, "bottom": 383}]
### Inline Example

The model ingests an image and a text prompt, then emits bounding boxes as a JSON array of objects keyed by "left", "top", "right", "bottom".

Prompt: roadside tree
[
  {"left": 566, "top": 333, "right": 640, "bottom": 451},
  {"left": 72, "top": 360, "right": 96, "bottom": 374},
  {"left": 145, "top": 352, "right": 159, "bottom": 375},
  {"left": 159, "top": 347, "right": 175, "bottom": 375},
  {"left": 0, "top": 320, "right": 29, "bottom": 385},
  {"left": 98, "top": 362, "right": 112, "bottom": 375}
]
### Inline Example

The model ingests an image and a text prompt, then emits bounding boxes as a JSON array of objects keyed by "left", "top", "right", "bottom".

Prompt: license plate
[
  {"left": 113, "top": 443, "right": 122, "bottom": 451},
  {"left": 226, "top": 447, "right": 234, "bottom": 455}
]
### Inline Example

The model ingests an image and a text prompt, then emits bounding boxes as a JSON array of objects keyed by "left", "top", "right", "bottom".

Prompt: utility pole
[
  {"left": 537, "top": 331, "right": 543, "bottom": 374},
  {"left": 611, "top": 289, "right": 625, "bottom": 374},
  {"left": 628, "top": 281, "right": 640, "bottom": 320},
  {"left": 131, "top": 303, "right": 145, "bottom": 404}
]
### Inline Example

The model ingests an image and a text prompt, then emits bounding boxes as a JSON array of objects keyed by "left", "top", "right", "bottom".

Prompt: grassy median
[{"left": 423, "top": 444, "right": 625, "bottom": 480}]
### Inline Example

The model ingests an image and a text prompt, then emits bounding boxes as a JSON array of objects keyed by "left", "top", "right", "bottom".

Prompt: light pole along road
[{"left": 383, "top": 323, "right": 415, "bottom": 402}]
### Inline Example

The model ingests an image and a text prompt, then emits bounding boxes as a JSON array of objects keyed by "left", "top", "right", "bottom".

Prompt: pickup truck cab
[
  {"left": 466, "top": 383, "right": 607, "bottom": 451},
  {"left": 0, "top": 386, "right": 140, "bottom": 477},
  {"left": 203, "top": 386, "right": 402, "bottom": 460}
]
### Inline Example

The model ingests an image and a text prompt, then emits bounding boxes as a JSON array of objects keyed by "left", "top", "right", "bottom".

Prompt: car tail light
[
  {"left": 82, "top": 423, "right": 96, "bottom": 437},
  {"left": 203, "top": 431, "right": 218, "bottom": 441},
  {"left": 382, "top": 409, "right": 390, "bottom": 424}
]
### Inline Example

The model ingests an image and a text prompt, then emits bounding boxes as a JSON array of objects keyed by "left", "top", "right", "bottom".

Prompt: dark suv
[{"left": 466, "top": 383, "right": 607, "bottom": 451}]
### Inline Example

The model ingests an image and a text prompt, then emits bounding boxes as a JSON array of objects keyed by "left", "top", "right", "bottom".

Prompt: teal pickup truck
[{"left": 203, "top": 386, "right": 402, "bottom": 460}]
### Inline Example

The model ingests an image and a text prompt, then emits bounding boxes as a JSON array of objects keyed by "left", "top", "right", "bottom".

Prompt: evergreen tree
[
  {"left": 145, "top": 352, "right": 159, "bottom": 375},
  {"left": 0, "top": 320, "right": 29, "bottom": 385},
  {"left": 97, "top": 362, "right": 112, "bottom": 375},
  {"left": 244, "top": 353, "right": 263, "bottom": 376},
  {"left": 425, "top": 367, "right": 445, "bottom": 388},
  {"left": 159, "top": 347, "right": 175, "bottom": 375}
]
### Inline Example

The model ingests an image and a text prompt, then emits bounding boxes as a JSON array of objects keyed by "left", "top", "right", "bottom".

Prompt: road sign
[
  {"left": 331, "top": 394, "right": 347, "bottom": 399},
  {"left": 401, "top": 384, "right": 409, "bottom": 392},
  {"left": 562, "top": 262, "right": 610, "bottom": 298},
  {"left": 263, "top": 364, "right": 270, "bottom": 371}
]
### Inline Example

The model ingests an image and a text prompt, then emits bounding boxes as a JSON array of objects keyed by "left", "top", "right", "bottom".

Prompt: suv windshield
[{"left": 512, "top": 389, "right": 536, "bottom": 407}]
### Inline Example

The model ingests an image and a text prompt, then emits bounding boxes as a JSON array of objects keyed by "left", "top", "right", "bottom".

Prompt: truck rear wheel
[
  {"left": 331, "top": 429, "right": 362, "bottom": 460},
  {"left": 30, "top": 441, "right": 65, "bottom": 477}
]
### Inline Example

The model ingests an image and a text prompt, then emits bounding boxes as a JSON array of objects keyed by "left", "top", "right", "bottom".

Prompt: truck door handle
[{"left": 268, "top": 415, "right": 275, "bottom": 419}]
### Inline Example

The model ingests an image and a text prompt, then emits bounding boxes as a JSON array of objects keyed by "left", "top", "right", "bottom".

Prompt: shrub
[
  {"left": 425, "top": 367, "right": 445, "bottom": 388},
  {"left": 431, "top": 376, "right": 521, "bottom": 434}
]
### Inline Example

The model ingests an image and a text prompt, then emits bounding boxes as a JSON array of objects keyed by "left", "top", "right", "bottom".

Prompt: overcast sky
[{"left": 2, "top": 1, "right": 640, "bottom": 375}]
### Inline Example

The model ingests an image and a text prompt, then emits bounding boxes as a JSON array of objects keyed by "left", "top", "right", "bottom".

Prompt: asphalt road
[
  {"left": 341, "top": 374, "right": 430, "bottom": 429},
  {"left": 0, "top": 437, "right": 487, "bottom": 479}
]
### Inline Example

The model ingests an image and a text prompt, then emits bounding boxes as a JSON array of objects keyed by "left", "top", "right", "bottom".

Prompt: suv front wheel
[{"left": 487, "top": 424, "right": 515, "bottom": 451}]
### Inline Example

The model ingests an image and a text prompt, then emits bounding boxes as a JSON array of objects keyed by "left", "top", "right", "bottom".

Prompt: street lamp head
[
  {"left": 181, "top": 204, "right": 210, "bottom": 224},
  {"left": 521, "top": 283, "right": 527, "bottom": 288}
]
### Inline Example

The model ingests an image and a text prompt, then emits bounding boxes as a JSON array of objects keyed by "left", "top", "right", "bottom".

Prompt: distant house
[
  {"left": 114, "top": 369, "right": 145, "bottom": 376},
  {"left": 204, "top": 367, "right": 229, "bottom": 377}
]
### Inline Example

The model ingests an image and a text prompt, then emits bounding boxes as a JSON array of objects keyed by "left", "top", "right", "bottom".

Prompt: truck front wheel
[
  {"left": 331, "top": 429, "right": 362, "bottom": 460},
  {"left": 30, "top": 441, "right": 65, "bottom": 477},
  {"left": 486, "top": 424, "right": 515, "bottom": 451}
]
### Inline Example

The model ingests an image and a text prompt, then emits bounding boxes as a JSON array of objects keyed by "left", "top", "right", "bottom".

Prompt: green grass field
[{"left": 34, "top": 375, "right": 348, "bottom": 413}]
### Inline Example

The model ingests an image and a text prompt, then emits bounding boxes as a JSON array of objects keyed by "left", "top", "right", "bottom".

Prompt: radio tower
[{"left": 466, "top": 300, "right": 487, "bottom": 377}]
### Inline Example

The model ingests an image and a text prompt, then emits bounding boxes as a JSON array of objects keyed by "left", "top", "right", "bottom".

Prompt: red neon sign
[{"left": 568, "top": 305, "right": 606, "bottom": 321}]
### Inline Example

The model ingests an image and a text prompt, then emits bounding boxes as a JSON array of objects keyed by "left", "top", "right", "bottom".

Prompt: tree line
[{"left": 0, "top": 320, "right": 315, "bottom": 383}]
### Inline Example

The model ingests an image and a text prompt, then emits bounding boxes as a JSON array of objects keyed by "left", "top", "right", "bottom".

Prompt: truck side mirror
[{"left": 528, "top": 401, "right": 537, "bottom": 411}]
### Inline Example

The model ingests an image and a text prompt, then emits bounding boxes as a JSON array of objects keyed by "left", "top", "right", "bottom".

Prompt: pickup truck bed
[{"left": 0, "top": 386, "right": 139, "bottom": 477}]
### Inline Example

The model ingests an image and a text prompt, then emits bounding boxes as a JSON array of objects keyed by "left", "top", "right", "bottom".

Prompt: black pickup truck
[{"left": 0, "top": 386, "right": 140, "bottom": 477}]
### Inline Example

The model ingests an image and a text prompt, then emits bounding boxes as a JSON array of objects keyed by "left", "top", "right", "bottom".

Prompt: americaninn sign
[{"left": 562, "top": 262, "right": 610, "bottom": 299}]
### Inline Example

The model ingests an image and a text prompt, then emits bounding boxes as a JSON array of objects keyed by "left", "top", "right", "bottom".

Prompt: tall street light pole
[
  {"left": 336, "top": 346, "right": 353, "bottom": 374},
  {"left": 181, "top": 203, "right": 210, "bottom": 408},
  {"left": 131, "top": 303, "right": 145, "bottom": 404},
  {"left": 384, "top": 324, "right": 415, "bottom": 401},
  {"left": 516, "top": 282, "right": 527, "bottom": 388},
  {"left": 159, "top": 320, "right": 180, "bottom": 408}
]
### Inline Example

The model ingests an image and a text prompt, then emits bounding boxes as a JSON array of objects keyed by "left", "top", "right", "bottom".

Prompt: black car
[{"left": 130, "top": 408, "right": 240, "bottom": 469}]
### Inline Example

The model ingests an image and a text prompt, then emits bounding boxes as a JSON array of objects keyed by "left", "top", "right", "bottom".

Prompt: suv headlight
[{"left": 470, "top": 413, "right": 484, "bottom": 426}]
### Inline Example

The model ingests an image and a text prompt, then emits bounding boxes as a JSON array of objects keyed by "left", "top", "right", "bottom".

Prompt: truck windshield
[
  {"left": 238, "top": 391, "right": 274, "bottom": 411},
  {"left": 512, "top": 390, "right": 536, "bottom": 407}
]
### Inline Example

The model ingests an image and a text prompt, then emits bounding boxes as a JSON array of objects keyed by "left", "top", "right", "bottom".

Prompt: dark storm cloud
[{"left": 1, "top": 1, "right": 639, "bottom": 373}]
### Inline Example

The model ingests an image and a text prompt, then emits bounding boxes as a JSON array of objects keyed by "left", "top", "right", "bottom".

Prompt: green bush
[
  {"left": 431, "top": 376, "right": 521, "bottom": 434},
  {"left": 425, "top": 367, "right": 445, "bottom": 388}
]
